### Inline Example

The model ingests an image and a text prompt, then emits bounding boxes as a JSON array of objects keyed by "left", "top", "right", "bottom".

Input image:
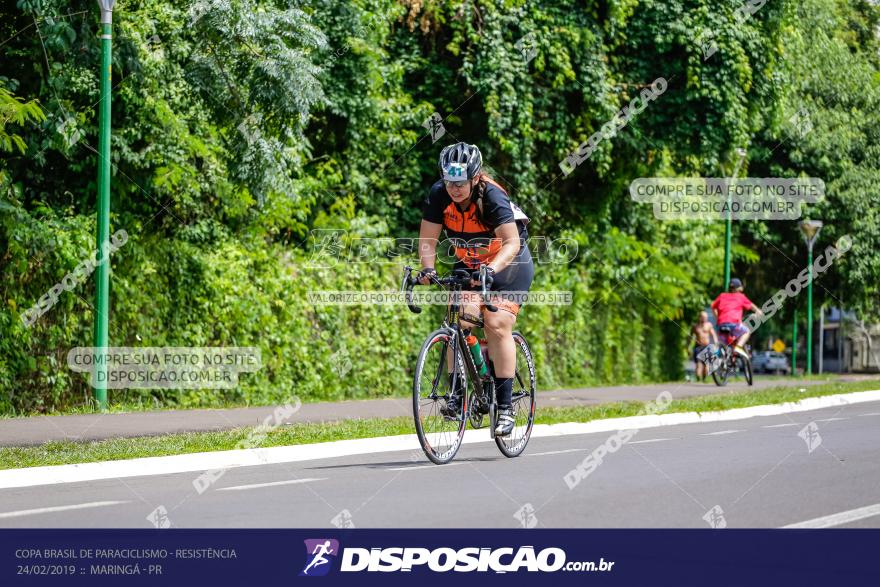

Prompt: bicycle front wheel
[
  {"left": 738, "top": 356, "right": 753, "bottom": 386},
  {"left": 495, "top": 332, "right": 536, "bottom": 458},
  {"left": 413, "top": 329, "right": 468, "bottom": 465}
]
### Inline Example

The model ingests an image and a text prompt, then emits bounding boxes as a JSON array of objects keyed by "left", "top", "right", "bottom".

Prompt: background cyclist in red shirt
[{"left": 711, "top": 278, "right": 764, "bottom": 358}]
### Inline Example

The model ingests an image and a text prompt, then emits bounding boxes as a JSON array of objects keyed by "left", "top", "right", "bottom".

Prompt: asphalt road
[
  {"left": 3, "top": 374, "right": 875, "bottom": 446},
  {"left": 2, "top": 399, "right": 879, "bottom": 529}
]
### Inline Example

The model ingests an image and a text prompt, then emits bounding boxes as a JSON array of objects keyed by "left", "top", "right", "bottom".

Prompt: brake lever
[
  {"left": 480, "top": 266, "right": 498, "bottom": 313},
  {"left": 402, "top": 266, "right": 422, "bottom": 314}
]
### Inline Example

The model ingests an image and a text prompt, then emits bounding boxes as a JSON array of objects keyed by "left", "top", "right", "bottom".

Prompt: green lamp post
[
  {"left": 723, "top": 148, "right": 747, "bottom": 287},
  {"left": 800, "top": 219, "right": 823, "bottom": 376},
  {"left": 93, "top": 0, "right": 116, "bottom": 411},
  {"left": 791, "top": 307, "right": 797, "bottom": 376}
]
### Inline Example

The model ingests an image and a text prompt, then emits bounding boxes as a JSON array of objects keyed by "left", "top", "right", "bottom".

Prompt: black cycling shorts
[{"left": 453, "top": 243, "right": 535, "bottom": 313}]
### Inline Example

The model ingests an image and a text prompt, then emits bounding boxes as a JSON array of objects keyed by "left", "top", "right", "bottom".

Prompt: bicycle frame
[{"left": 442, "top": 286, "right": 498, "bottom": 437}]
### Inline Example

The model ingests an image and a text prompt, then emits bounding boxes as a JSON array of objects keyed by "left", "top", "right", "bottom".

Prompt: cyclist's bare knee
[{"left": 483, "top": 308, "right": 515, "bottom": 335}]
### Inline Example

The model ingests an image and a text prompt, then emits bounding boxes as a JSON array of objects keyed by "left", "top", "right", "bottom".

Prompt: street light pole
[
  {"left": 792, "top": 307, "right": 798, "bottom": 376},
  {"left": 806, "top": 242, "right": 814, "bottom": 374},
  {"left": 800, "top": 219, "right": 823, "bottom": 376},
  {"left": 93, "top": 0, "right": 116, "bottom": 411},
  {"left": 818, "top": 304, "right": 824, "bottom": 374},
  {"left": 724, "top": 148, "right": 747, "bottom": 287}
]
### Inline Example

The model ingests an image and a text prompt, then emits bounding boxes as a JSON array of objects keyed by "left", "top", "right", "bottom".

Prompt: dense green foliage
[{"left": 1, "top": 0, "right": 878, "bottom": 413}]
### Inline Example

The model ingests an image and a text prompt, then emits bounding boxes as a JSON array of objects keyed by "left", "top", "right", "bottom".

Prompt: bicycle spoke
[
  {"left": 514, "top": 368, "right": 527, "bottom": 390},
  {"left": 430, "top": 341, "right": 447, "bottom": 393}
]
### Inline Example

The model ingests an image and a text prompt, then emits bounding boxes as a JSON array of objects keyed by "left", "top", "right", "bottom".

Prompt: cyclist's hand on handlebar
[
  {"left": 417, "top": 267, "right": 437, "bottom": 285},
  {"left": 471, "top": 266, "right": 496, "bottom": 288}
]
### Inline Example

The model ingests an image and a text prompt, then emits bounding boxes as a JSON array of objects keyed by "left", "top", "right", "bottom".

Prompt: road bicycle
[
  {"left": 402, "top": 265, "right": 536, "bottom": 465},
  {"left": 699, "top": 325, "right": 754, "bottom": 387}
]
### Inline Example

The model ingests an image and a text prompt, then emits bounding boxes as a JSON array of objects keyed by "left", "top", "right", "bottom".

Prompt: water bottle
[
  {"left": 466, "top": 335, "right": 488, "bottom": 377},
  {"left": 480, "top": 338, "right": 490, "bottom": 370}
]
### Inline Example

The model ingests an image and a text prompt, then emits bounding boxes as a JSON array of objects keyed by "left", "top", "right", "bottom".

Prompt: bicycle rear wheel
[
  {"left": 495, "top": 332, "right": 536, "bottom": 458},
  {"left": 413, "top": 329, "right": 468, "bottom": 464},
  {"left": 712, "top": 348, "right": 731, "bottom": 386}
]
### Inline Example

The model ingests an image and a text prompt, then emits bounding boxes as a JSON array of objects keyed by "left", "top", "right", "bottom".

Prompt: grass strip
[{"left": 2, "top": 378, "right": 878, "bottom": 470}]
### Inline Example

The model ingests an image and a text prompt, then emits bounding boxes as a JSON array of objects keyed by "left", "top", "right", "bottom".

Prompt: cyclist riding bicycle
[
  {"left": 416, "top": 142, "right": 534, "bottom": 436},
  {"left": 710, "top": 278, "right": 764, "bottom": 359}
]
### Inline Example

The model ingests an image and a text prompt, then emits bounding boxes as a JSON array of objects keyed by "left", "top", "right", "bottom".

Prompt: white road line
[
  {"left": 762, "top": 423, "right": 800, "bottom": 428},
  {"left": 4, "top": 389, "right": 880, "bottom": 489},
  {"left": 387, "top": 463, "right": 467, "bottom": 471},
  {"left": 0, "top": 500, "right": 129, "bottom": 519},
  {"left": 629, "top": 438, "right": 671, "bottom": 444},
  {"left": 857, "top": 412, "right": 880, "bottom": 417},
  {"left": 782, "top": 503, "right": 880, "bottom": 529},
  {"left": 700, "top": 430, "right": 744, "bottom": 436},
  {"left": 527, "top": 448, "right": 587, "bottom": 457},
  {"left": 216, "top": 478, "right": 326, "bottom": 492},
  {"left": 815, "top": 417, "right": 848, "bottom": 422}
]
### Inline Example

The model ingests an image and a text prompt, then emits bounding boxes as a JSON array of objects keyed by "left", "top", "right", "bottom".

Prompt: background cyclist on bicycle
[
  {"left": 416, "top": 142, "right": 534, "bottom": 436},
  {"left": 711, "top": 278, "right": 764, "bottom": 358}
]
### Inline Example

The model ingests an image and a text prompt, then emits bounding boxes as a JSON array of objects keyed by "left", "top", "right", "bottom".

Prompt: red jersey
[{"left": 711, "top": 292, "right": 755, "bottom": 324}]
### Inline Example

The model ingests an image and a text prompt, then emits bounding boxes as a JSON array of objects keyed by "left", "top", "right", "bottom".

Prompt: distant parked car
[{"left": 752, "top": 351, "right": 791, "bottom": 374}]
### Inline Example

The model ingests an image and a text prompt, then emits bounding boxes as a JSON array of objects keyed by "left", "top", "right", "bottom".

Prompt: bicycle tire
[
  {"left": 495, "top": 332, "right": 537, "bottom": 458},
  {"left": 739, "top": 355, "right": 753, "bottom": 386},
  {"left": 412, "top": 329, "right": 468, "bottom": 464},
  {"left": 712, "top": 348, "right": 731, "bottom": 386}
]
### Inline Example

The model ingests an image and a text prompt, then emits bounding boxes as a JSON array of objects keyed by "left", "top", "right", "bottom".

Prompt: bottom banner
[{"left": 1, "top": 529, "right": 877, "bottom": 585}]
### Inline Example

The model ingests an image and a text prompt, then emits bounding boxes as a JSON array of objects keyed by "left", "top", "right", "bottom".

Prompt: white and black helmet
[{"left": 439, "top": 142, "right": 482, "bottom": 181}]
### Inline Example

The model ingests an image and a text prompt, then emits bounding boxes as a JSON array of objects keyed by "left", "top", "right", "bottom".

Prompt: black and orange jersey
[{"left": 422, "top": 176, "right": 529, "bottom": 269}]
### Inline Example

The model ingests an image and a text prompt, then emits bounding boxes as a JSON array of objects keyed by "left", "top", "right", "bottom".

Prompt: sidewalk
[{"left": 0, "top": 375, "right": 875, "bottom": 447}]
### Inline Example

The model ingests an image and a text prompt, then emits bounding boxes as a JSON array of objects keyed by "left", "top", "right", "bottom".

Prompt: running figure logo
[{"left": 300, "top": 539, "right": 340, "bottom": 577}]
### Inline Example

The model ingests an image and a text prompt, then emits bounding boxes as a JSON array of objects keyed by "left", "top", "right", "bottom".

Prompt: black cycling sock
[{"left": 495, "top": 376, "right": 513, "bottom": 409}]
